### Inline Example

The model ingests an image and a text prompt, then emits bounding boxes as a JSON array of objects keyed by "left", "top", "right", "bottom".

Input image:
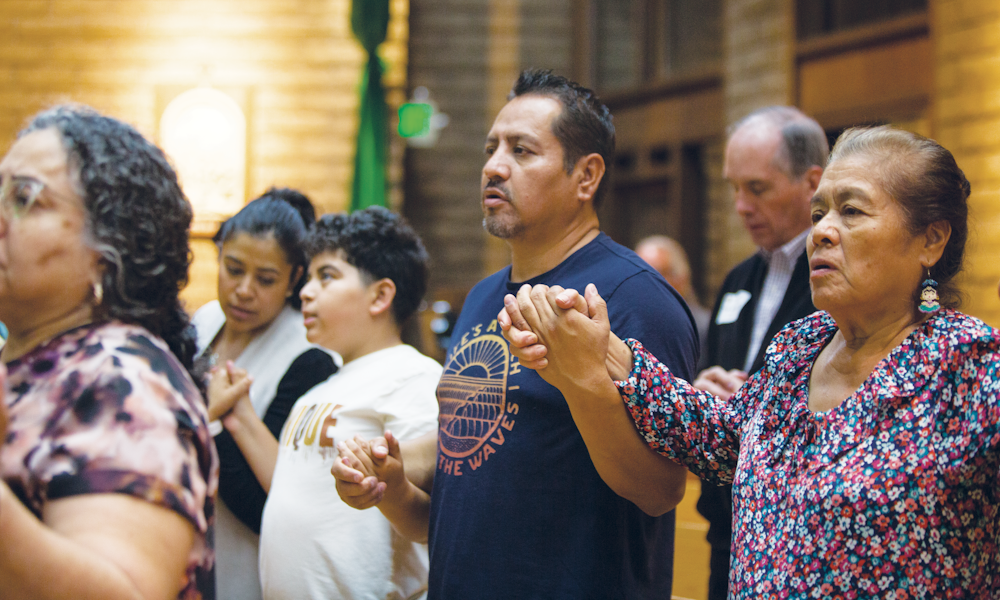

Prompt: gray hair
[
  {"left": 828, "top": 126, "right": 969, "bottom": 309},
  {"left": 730, "top": 106, "right": 829, "bottom": 179},
  {"left": 22, "top": 105, "right": 198, "bottom": 372}
]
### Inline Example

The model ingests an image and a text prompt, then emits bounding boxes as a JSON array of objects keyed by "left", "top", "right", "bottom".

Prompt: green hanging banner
[{"left": 349, "top": 0, "right": 390, "bottom": 212}]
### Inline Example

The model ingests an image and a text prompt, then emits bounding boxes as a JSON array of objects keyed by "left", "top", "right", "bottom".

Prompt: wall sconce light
[{"left": 160, "top": 87, "right": 247, "bottom": 236}]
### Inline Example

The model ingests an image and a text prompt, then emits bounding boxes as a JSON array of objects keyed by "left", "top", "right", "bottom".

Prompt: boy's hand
[
  {"left": 333, "top": 436, "right": 386, "bottom": 509},
  {"left": 332, "top": 431, "right": 407, "bottom": 510}
]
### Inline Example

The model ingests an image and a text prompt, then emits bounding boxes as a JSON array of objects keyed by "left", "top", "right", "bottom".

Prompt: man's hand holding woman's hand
[{"left": 497, "top": 283, "right": 634, "bottom": 385}]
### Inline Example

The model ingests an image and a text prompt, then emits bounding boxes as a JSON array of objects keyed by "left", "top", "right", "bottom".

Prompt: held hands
[
  {"left": 207, "top": 361, "right": 252, "bottom": 422},
  {"left": 332, "top": 431, "right": 406, "bottom": 510},
  {"left": 497, "top": 283, "right": 634, "bottom": 389},
  {"left": 692, "top": 366, "right": 748, "bottom": 401}
]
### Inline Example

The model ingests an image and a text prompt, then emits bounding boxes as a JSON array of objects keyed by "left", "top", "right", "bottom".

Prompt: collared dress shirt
[{"left": 744, "top": 229, "right": 809, "bottom": 372}]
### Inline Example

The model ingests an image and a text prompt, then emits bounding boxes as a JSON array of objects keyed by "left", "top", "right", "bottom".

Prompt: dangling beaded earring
[{"left": 918, "top": 269, "right": 940, "bottom": 314}]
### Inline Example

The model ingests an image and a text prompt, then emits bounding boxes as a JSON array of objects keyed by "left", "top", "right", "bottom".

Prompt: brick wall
[
  {"left": 698, "top": 0, "right": 795, "bottom": 297},
  {"left": 933, "top": 0, "right": 1000, "bottom": 325},
  {"left": 0, "top": 0, "right": 408, "bottom": 311},
  {"left": 403, "top": 0, "right": 490, "bottom": 295},
  {"left": 724, "top": 0, "right": 793, "bottom": 125},
  {"left": 404, "top": 0, "right": 573, "bottom": 296}
]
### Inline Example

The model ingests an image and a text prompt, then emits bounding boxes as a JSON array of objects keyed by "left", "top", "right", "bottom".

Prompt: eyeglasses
[{"left": 0, "top": 176, "right": 46, "bottom": 220}]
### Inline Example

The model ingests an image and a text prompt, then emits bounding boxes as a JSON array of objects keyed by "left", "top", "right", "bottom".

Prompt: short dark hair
[
  {"left": 305, "top": 207, "right": 429, "bottom": 326},
  {"left": 22, "top": 105, "right": 197, "bottom": 372},
  {"left": 214, "top": 187, "right": 317, "bottom": 309},
  {"left": 730, "top": 106, "right": 829, "bottom": 179},
  {"left": 829, "top": 126, "right": 970, "bottom": 308},
  {"left": 509, "top": 69, "right": 615, "bottom": 208}
]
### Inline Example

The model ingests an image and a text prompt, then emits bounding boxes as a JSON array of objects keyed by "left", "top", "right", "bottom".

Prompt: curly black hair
[
  {"left": 214, "top": 187, "right": 317, "bottom": 310},
  {"left": 305, "top": 206, "right": 429, "bottom": 326},
  {"left": 22, "top": 105, "right": 198, "bottom": 372}
]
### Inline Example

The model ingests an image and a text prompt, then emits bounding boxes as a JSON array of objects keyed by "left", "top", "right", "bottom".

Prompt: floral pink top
[
  {"left": 1, "top": 322, "right": 218, "bottom": 600},
  {"left": 618, "top": 309, "right": 1000, "bottom": 599}
]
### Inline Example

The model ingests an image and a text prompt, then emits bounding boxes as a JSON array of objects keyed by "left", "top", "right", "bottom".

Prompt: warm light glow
[{"left": 160, "top": 87, "right": 247, "bottom": 232}]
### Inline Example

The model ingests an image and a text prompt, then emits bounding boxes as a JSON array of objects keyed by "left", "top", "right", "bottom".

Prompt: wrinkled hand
[
  {"left": 207, "top": 361, "right": 252, "bottom": 421},
  {"left": 692, "top": 366, "right": 748, "bottom": 401},
  {"left": 332, "top": 431, "right": 406, "bottom": 510}
]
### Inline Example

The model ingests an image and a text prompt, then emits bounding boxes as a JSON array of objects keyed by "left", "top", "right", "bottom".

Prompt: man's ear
[
  {"left": 369, "top": 278, "right": 397, "bottom": 318},
  {"left": 803, "top": 164, "right": 824, "bottom": 194},
  {"left": 921, "top": 220, "right": 952, "bottom": 268},
  {"left": 575, "top": 153, "right": 606, "bottom": 204}
]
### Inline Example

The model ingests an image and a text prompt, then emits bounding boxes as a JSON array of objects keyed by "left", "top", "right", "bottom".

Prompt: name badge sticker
[{"left": 715, "top": 290, "right": 752, "bottom": 325}]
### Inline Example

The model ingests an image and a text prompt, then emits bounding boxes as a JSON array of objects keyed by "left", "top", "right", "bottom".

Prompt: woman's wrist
[
  {"left": 606, "top": 333, "right": 635, "bottom": 382},
  {"left": 222, "top": 397, "right": 255, "bottom": 435}
]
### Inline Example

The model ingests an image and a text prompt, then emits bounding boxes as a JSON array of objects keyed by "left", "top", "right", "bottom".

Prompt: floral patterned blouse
[
  {"left": 1, "top": 322, "right": 218, "bottom": 600},
  {"left": 618, "top": 309, "right": 1000, "bottom": 598}
]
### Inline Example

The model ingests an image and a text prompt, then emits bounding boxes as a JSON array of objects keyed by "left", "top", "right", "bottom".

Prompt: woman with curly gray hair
[{"left": 0, "top": 105, "right": 217, "bottom": 600}]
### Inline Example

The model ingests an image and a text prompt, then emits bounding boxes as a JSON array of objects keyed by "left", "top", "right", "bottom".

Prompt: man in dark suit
[{"left": 692, "top": 106, "right": 828, "bottom": 600}]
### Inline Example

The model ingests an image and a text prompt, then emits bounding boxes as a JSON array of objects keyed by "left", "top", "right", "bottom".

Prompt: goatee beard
[{"left": 483, "top": 215, "right": 523, "bottom": 239}]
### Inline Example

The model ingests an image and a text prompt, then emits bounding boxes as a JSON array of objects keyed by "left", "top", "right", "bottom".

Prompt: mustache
[{"left": 483, "top": 177, "right": 510, "bottom": 196}]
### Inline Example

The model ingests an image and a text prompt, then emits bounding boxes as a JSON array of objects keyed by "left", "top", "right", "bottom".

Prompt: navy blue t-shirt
[{"left": 428, "top": 233, "right": 698, "bottom": 599}]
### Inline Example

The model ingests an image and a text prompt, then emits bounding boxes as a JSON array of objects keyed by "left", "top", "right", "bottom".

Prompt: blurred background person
[
  {"left": 635, "top": 234, "right": 710, "bottom": 353},
  {"left": 0, "top": 105, "right": 216, "bottom": 599},
  {"left": 692, "top": 105, "right": 826, "bottom": 600},
  {"left": 193, "top": 187, "right": 337, "bottom": 600}
]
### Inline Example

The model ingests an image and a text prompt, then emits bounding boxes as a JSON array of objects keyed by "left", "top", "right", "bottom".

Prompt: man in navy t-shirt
[{"left": 332, "top": 69, "right": 698, "bottom": 599}]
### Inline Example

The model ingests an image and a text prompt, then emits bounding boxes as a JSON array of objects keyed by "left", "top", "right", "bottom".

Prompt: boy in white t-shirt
[{"left": 210, "top": 207, "right": 441, "bottom": 600}]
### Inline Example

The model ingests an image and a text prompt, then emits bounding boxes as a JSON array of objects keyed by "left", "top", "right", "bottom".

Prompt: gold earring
[{"left": 93, "top": 281, "right": 103, "bottom": 305}]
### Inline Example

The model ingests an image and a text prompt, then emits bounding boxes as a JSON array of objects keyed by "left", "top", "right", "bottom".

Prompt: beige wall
[
  {"left": 702, "top": 0, "right": 795, "bottom": 296},
  {"left": 934, "top": 0, "right": 1000, "bottom": 324},
  {"left": 0, "top": 0, "right": 408, "bottom": 313}
]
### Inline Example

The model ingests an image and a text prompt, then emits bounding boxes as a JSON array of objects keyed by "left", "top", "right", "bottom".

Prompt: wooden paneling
[
  {"left": 798, "top": 36, "right": 931, "bottom": 128},
  {"left": 612, "top": 87, "right": 723, "bottom": 170},
  {"left": 0, "top": 0, "right": 409, "bottom": 314}
]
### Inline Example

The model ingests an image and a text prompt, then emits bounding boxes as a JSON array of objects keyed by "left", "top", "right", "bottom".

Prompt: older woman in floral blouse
[{"left": 500, "top": 126, "right": 999, "bottom": 597}]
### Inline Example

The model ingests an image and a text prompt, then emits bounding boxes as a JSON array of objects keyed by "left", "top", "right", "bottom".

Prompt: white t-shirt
[{"left": 259, "top": 344, "right": 441, "bottom": 600}]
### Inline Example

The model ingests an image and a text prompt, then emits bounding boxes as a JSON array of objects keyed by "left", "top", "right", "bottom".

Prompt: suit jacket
[
  {"left": 700, "top": 250, "right": 815, "bottom": 374},
  {"left": 697, "top": 248, "right": 816, "bottom": 548}
]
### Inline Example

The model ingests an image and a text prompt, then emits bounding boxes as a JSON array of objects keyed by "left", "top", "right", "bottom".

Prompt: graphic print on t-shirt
[
  {"left": 280, "top": 402, "right": 343, "bottom": 459},
  {"left": 437, "top": 321, "right": 520, "bottom": 475}
]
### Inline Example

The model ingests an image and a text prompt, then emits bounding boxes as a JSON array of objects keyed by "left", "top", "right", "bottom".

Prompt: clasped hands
[
  {"left": 497, "top": 282, "right": 634, "bottom": 384},
  {"left": 206, "top": 361, "right": 253, "bottom": 424},
  {"left": 331, "top": 431, "right": 405, "bottom": 509},
  {"left": 329, "top": 283, "right": 634, "bottom": 511},
  {"left": 501, "top": 283, "right": 750, "bottom": 401}
]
